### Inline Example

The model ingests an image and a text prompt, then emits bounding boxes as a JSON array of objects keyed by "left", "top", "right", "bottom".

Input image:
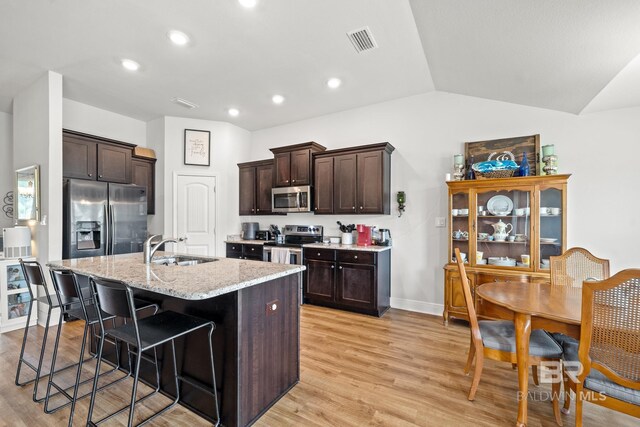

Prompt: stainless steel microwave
[{"left": 272, "top": 185, "right": 311, "bottom": 213}]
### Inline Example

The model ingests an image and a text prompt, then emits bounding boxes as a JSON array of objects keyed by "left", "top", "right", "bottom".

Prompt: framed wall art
[
  {"left": 184, "top": 129, "right": 211, "bottom": 166},
  {"left": 465, "top": 134, "right": 541, "bottom": 175}
]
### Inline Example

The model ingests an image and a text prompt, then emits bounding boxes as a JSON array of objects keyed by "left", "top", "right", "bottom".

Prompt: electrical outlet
[{"left": 435, "top": 217, "right": 446, "bottom": 228}]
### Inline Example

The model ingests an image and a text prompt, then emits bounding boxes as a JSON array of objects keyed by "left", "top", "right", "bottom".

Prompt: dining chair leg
[
  {"left": 464, "top": 339, "right": 475, "bottom": 374},
  {"left": 468, "top": 352, "right": 483, "bottom": 401},
  {"left": 86, "top": 332, "right": 105, "bottom": 426},
  {"left": 574, "top": 383, "right": 584, "bottom": 427},
  {"left": 561, "top": 371, "right": 571, "bottom": 414},
  {"left": 208, "top": 326, "right": 221, "bottom": 426},
  {"left": 32, "top": 306, "right": 53, "bottom": 402},
  {"left": 67, "top": 322, "right": 90, "bottom": 426},
  {"left": 532, "top": 365, "right": 540, "bottom": 386},
  {"left": 127, "top": 350, "right": 143, "bottom": 427},
  {"left": 43, "top": 310, "right": 73, "bottom": 413},
  {"left": 551, "top": 367, "right": 563, "bottom": 426}
]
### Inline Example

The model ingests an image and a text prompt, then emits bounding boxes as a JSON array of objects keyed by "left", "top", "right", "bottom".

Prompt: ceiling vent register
[
  {"left": 347, "top": 26, "right": 378, "bottom": 53},
  {"left": 171, "top": 97, "right": 199, "bottom": 109}
]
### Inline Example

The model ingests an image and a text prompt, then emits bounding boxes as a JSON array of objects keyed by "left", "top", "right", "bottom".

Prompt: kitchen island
[{"left": 48, "top": 252, "right": 305, "bottom": 427}]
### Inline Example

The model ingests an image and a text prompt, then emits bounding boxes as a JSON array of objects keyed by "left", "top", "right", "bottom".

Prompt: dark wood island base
[{"left": 90, "top": 272, "right": 300, "bottom": 427}]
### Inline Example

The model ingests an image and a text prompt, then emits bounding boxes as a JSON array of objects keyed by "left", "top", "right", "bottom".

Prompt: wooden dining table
[{"left": 476, "top": 282, "right": 582, "bottom": 427}]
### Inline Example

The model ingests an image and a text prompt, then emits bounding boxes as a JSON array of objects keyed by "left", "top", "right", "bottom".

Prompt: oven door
[
  {"left": 272, "top": 186, "right": 311, "bottom": 213},
  {"left": 263, "top": 247, "right": 303, "bottom": 265}
]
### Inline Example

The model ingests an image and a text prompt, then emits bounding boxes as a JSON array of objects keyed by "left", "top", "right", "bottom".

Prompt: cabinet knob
[
  {"left": 286, "top": 179, "right": 289, "bottom": 183},
  {"left": 317, "top": 252, "right": 321, "bottom": 256},
  {"left": 315, "top": 207, "right": 318, "bottom": 211},
  {"left": 99, "top": 175, "right": 103, "bottom": 178},
  {"left": 352, "top": 207, "right": 355, "bottom": 210},
  {"left": 292, "top": 179, "right": 296, "bottom": 183},
  {"left": 251, "top": 248, "right": 255, "bottom": 251},
  {"left": 88, "top": 173, "right": 92, "bottom": 177},
  {"left": 354, "top": 255, "right": 358, "bottom": 259},
  {"left": 339, "top": 266, "right": 343, "bottom": 270},
  {"left": 251, "top": 209, "right": 255, "bottom": 212},
  {"left": 331, "top": 265, "right": 335, "bottom": 269},
  {"left": 257, "top": 208, "right": 260, "bottom": 212},
  {"left": 360, "top": 206, "right": 363, "bottom": 210}
]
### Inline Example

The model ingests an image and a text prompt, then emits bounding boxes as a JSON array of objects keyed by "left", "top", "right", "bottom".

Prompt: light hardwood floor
[{"left": 0, "top": 305, "right": 636, "bottom": 426}]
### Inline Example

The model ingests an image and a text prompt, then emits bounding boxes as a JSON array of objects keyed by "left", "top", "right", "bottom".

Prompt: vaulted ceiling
[{"left": 1, "top": 0, "right": 639, "bottom": 131}]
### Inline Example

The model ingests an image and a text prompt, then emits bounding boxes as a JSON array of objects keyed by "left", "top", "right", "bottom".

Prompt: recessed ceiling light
[
  {"left": 272, "top": 94, "right": 285, "bottom": 105},
  {"left": 228, "top": 108, "right": 240, "bottom": 117},
  {"left": 168, "top": 30, "right": 190, "bottom": 46},
  {"left": 238, "top": 0, "right": 257, "bottom": 8},
  {"left": 121, "top": 59, "right": 140, "bottom": 71},
  {"left": 327, "top": 77, "right": 342, "bottom": 89}
]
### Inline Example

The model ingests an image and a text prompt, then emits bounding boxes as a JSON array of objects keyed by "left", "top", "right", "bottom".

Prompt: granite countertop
[
  {"left": 224, "top": 240, "right": 269, "bottom": 245},
  {"left": 302, "top": 243, "right": 392, "bottom": 252},
  {"left": 47, "top": 252, "right": 305, "bottom": 300}
]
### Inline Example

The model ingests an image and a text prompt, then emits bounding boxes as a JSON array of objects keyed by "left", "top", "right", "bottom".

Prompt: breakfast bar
[{"left": 48, "top": 253, "right": 305, "bottom": 427}]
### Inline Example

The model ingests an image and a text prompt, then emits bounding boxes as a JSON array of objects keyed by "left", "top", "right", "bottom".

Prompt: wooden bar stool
[{"left": 86, "top": 276, "right": 220, "bottom": 426}]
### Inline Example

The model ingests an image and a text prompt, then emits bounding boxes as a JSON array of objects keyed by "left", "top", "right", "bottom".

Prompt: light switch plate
[{"left": 435, "top": 217, "right": 446, "bottom": 228}]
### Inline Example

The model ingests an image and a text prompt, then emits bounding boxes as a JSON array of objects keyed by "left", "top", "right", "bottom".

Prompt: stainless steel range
[{"left": 262, "top": 225, "right": 323, "bottom": 265}]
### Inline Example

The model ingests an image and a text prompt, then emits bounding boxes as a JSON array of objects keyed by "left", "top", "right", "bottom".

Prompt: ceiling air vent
[
  {"left": 347, "top": 26, "right": 378, "bottom": 53},
  {"left": 172, "top": 97, "right": 199, "bottom": 109}
]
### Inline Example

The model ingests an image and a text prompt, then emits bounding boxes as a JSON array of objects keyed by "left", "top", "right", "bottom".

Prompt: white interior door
[{"left": 174, "top": 174, "right": 216, "bottom": 255}]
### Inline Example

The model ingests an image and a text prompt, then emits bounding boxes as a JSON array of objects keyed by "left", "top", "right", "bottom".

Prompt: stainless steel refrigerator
[{"left": 63, "top": 179, "right": 148, "bottom": 259}]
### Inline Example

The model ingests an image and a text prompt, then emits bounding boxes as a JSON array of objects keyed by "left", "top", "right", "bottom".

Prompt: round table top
[{"left": 477, "top": 282, "right": 582, "bottom": 325}]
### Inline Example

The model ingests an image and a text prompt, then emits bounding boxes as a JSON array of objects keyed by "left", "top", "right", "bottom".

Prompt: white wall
[
  {"left": 13, "top": 71, "right": 64, "bottom": 324},
  {"left": 249, "top": 91, "right": 640, "bottom": 314},
  {"left": 0, "top": 112, "right": 14, "bottom": 229},
  {"left": 63, "top": 98, "right": 147, "bottom": 145},
  {"left": 159, "top": 117, "right": 251, "bottom": 256}
]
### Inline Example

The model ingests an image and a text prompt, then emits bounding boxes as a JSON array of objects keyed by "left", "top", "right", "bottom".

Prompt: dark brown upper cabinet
[
  {"left": 132, "top": 157, "right": 156, "bottom": 214},
  {"left": 313, "top": 143, "right": 394, "bottom": 215},
  {"left": 238, "top": 159, "right": 275, "bottom": 215},
  {"left": 97, "top": 143, "right": 131, "bottom": 183},
  {"left": 270, "top": 142, "right": 326, "bottom": 187},
  {"left": 63, "top": 130, "right": 133, "bottom": 184}
]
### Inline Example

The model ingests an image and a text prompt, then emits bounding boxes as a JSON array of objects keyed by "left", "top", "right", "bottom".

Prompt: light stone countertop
[
  {"left": 302, "top": 243, "right": 392, "bottom": 252},
  {"left": 47, "top": 252, "right": 305, "bottom": 301},
  {"left": 224, "top": 240, "right": 269, "bottom": 245}
]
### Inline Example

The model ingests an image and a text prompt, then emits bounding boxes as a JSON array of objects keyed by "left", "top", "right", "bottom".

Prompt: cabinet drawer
[
  {"left": 243, "top": 244, "right": 263, "bottom": 257},
  {"left": 305, "top": 248, "right": 335, "bottom": 261},
  {"left": 337, "top": 250, "right": 374, "bottom": 265},
  {"left": 226, "top": 243, "right": 243, "bottom": 255},
  {"left": 476, "top": 273, "right": 529, "bottom": 285}
]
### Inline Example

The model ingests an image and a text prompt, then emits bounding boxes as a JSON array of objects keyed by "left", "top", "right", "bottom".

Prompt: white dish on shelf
[
  {"left": 488, "top": 257, "right": 517, "bottom": 267},
  {"left": 540, "top": 238, "right": 557, "bottom": 243},
  {"left": 487, "top": 195, "right": 513, "bottom": 216}
]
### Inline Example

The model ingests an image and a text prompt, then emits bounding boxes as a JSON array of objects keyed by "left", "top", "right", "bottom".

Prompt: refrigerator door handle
[
  {"left": 104, "top": 204, "right": 110, "bottom": 256},
  {"left": 109, "top": 204, "right": 116, "bottom": 255}
]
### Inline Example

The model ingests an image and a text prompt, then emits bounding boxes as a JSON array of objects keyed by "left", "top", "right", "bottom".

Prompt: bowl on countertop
[{"left": 329, "top": 237, "right": 341, "bottom": 244}]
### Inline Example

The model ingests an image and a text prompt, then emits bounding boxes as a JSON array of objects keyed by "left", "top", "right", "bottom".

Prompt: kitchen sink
[{"left": 151, "top": 256, "right": 218, "bottom": 266}]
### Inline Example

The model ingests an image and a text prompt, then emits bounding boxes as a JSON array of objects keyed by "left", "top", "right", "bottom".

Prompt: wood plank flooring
[{"left": 0, "top": 305, "right": 636, "bottom": 426}]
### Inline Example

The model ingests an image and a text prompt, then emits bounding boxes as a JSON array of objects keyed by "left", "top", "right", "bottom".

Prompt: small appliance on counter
[
  {"left": 356, "top": 224, "right": 372, "bottom": 246},
  {"left": 241, "top": 222, "right": 259, "bottom": 240},
  {"left": 255, "top": 230, "right": 272, "bottom": 241},
  {"left": 378, "top": 229, "right": 392, "bottom": 246}
]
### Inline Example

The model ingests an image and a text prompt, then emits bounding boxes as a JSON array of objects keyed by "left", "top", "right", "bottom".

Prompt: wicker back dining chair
[
  {"left": 560, "top": 269, "right": 640, "bottom": 426},
  {"left": 550, "top": 247, "right": 610, "bottom": 288},
  {"left": 454, "top": 249, "right": 563, "bottom": 424}
]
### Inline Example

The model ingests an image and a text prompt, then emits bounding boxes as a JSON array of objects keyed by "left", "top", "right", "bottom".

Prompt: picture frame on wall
[{"left": 184, "top": 129, "right": 211, "bottom": 166}]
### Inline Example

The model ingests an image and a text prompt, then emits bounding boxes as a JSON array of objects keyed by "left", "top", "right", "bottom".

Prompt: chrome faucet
[{"left": 143, "top": 234, "right": 185, "bottom": 264}]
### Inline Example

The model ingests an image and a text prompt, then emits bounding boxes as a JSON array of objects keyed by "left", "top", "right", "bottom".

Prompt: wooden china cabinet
[{"left": 443, "top": 174, "right": 570, "bottom": 323}]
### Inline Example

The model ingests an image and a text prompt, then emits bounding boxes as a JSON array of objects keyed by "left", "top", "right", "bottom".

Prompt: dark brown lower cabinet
[
  {"left": 304, "top": 248, "right": 390, "bottom": 317},
  {"left": 226, "top": 243, "right": 264, "bottom": 261}
]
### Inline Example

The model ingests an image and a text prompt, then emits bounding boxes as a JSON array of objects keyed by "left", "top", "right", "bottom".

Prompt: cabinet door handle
[
  {"left": 339, "top": 266, "right": 343, "bottom": 270},
  {"left": 257, "top": 208, "right": 260, "bottom": 212},
  {"left": 315, "top": 207, "right": 318, "bottom": 211},
  {"left": 99, "top": 175, "right": 103, "bottom": 178},
  {"left": 331, "top": 265, "right": 335, "bottom": 269},
  {"left": 286, "top": 179, "right": 289, "bottom": 183},
  {"left": 251, "top": 248, "right": 255, "bottom": 251},
  {"left": 317, "top": 252, "right": 321, "bottom": 256},
  {"left": 354, "top": 255, "right": 358, "bottom": 259},
  {"left": 360, "top": 206, "right": 363, "bottom": 210},
  {"left": 251, "top": 209, "right": 255, "bottom": 212},
  {"left": 292, "top": 179, "right": 296, "bottom": 183},
  {"left": 88, "top": 173, "right": 92, "bottom": 177},
  {"left": 352, "top": 206, "right": 355, "bottom": 210}
]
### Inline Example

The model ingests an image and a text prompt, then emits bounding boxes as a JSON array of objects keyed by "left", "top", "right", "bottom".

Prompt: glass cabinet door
[
  {"left": 539, "top": 187, "right": 563, "bottom": 270},
  {"left": 6, "top": 264, "right": 32, "bottom": 320},
  {"left": 450, "top": 191, "right": 470, "bottom": 263},
  {"left": 474, "top": 189, "right": 533, "bottom": 269}
]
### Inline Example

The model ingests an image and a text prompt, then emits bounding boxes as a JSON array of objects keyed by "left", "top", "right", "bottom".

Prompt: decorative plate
[{"left": 487, "top": 195, "right": 514, "bottom": 216}]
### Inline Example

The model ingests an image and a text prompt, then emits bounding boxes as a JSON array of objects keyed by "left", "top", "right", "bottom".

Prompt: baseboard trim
[{"left": 390, "top": 298, "right": 444, "bottom": 316}]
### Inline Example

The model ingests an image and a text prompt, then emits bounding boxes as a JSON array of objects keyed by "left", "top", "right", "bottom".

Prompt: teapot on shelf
[{"left": 490, "top": 219, "right": 513, "bottom": 242}]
